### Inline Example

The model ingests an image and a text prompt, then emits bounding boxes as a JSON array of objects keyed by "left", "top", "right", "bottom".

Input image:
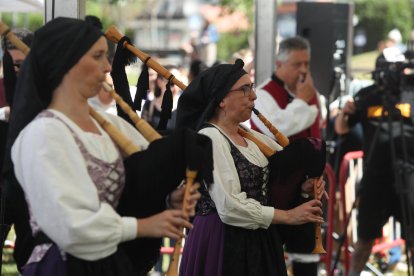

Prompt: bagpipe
[
  {"left": 104, "top": 25, "right": 327, "bottom": 256},
  {"left": 0, "top": 22, "right": 213, "bottom": 276}
]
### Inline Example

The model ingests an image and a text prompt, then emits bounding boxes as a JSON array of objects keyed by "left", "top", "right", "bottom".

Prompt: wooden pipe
[
  {"left": 105, "top": 25, "right": 187, "bottom": 90},
  {"left": 165, "top": 169, "right": 198, "bottom": 276},
  {"left": 89, "top": 107, "right": 141, "bottom": 156},
  {"left": 102, "top": 82, "right": 162, "bottom": 142},
  {"left": 311, "top": 177, "right": 327, "bottom": 254},
  {"left": 0, "top": 21, "right": 30, "bottom": 55},
  {"left": 237, "top": 125, "right": 277, "bottom": 157},
  {"left": 252, "top": 107, "right": 289, "bottom": 147}
]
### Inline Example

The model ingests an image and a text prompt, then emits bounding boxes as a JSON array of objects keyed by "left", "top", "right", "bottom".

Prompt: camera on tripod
[{"left": 373, "top": 41, "right": 414, "bottom": 93}]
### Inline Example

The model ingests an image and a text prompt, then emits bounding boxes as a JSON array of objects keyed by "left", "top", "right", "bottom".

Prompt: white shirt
[
  {"left": 199, "top": 125, "right": 282, "bottom": 230},
  {"left": 251, "top": 78, "right": 319, "bottom": 138},
  {"left": 0, "top": 106, "right": 9, "bottom": 121},
  {"left": 11, "top": 109, "right": 148, "bottom": 261}
]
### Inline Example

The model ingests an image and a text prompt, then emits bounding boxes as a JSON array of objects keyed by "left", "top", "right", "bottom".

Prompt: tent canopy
[{"left": 0, "top": 0, "right": 43, "bottom": 13}]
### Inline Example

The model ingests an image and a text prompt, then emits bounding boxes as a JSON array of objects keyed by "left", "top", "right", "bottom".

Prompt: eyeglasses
[{"left": 229, "top": 83, "right": 255, "bottom": 97}]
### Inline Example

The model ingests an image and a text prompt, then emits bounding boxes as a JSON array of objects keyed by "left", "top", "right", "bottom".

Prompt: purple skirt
[
  {"left": 179, "top": 212, "right": 224, "bottom": 276},
  {"left": 180, "top": 212, "right": 287, "bottom": 276},
  {"left": 22, "top": 245, "right": 67, "bottom": 276}
]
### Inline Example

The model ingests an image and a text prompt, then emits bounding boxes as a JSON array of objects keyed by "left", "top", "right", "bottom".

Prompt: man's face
[
  {"left": 9, "top": 49, "right": 25, "bottom": 75},
  {"left": 276, "top": 49, "right": 310, "bottom": 91}
]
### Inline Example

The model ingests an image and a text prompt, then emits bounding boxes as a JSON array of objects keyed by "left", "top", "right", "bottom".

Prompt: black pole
[
  {"left": 329, "top": 85, "right": 386, "bottom": 275},
  {"left": 384, "top": 89, "right": 414, "bottom": 275}
]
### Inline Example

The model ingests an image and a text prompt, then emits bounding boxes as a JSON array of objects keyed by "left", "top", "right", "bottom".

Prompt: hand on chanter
[
  {"left": 137, "top": 209, "right": 193, "bottom": 240},
  {"left": 169, "top": 182, "right": 201, "bottom": 216},
  {"left": 301, "top": 176, "right": 329, "bottom": 200},
  {"left": 286, "top": 199, "right": 324, "bottom": 225}
]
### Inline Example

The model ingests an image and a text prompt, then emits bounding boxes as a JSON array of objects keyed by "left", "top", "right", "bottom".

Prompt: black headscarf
[
  {"left": 3, "top": 17, "right": 103, "bottom": 174},
  {"left": 176, "top": 59, "right": 247, "bottom": 131}
]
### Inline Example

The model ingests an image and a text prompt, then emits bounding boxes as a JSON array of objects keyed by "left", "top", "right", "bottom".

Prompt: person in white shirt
[{"left": 5, "top": 17, "right": 201, "bottom": 276}]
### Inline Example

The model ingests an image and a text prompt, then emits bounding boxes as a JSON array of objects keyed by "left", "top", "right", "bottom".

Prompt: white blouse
[
  {"left": 199, "top": 125, "right": 282, "bottom": 230},
  {"left": 251, "top": 78, "right": 319, "bottom": 138},
  {"left": 11, "top": 109, "right": 149, "bottom": 261}
]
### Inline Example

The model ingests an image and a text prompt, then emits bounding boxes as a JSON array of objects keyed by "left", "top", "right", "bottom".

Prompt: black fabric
[
  {"left": 1, "top": 172, "right": 34, "bottom": 272},
  {"left": 66, "top": 248, "right": 137, "bottom": 276},
  {"left": 220, "top": 127, "right": 285, "bottom": 276},
  {"left": 292, "top": 261, "right": 318, "bottom": 276},
  {"left": 347, "top": 83, "right": 414, "bottom": 240},
  {"left": 2, "top": 49, "right": 17, "bottom": 106},
  {"left": 267, "top": 137, "right": 326, "bottom": 210},
  {"left": 141, "top": 100, "right": 177, "bottom": 135},
  {"left": 223, "top": 225, "right": 287, "bottom": 276},
  {"left": 348, "top": 84, "right": 414, "bottom": 182},
  {"left": 117, "top": 127, "right": 213, "bottom": 275},
  {"left": 134, "top": 63, "right": 149, "bottom": 111},
  {"left": 0, "top": 121, "right": 7, "bottom": 172},
  {"left": 176, "top": 59, "right": 247, "bottom": 131},
  {"left": 277, "top": 195, "right": 317, "bottom": 253},
  {"left": 1, "top": 17, "right": 102, "bottom": 271},
  {"left": 110, "top": 36, "right": 136, "bottom": 126},
  {"left": 157, "top": 80, "right": 173, "bottom": 130}
]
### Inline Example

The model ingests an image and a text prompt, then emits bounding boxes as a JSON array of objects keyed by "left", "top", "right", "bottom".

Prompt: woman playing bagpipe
[
  {"left": 175, "top": 59, "right": 326, "bottom": 276},
  {"left": 1, "top": 17, "right": 214, "bottom": 276}
]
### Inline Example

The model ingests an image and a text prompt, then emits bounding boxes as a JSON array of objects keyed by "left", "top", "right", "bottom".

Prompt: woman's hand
[
  {"left": 169, "top": 182, "right": 201, "bottom": 216},
  {"left": 137, "top": 210, "right": 193, "bottom": 240},
  {"left": 301, "top": 176, "right": 329, "bottom": 200},
  {"left": 273, "top": 199, "right": 324, "bottom": 225}
]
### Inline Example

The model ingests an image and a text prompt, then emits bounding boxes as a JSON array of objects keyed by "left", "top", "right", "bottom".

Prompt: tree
[
  {"left": 355, "top": 0, "right": 413, "bottom": 51},
  {"left": 217, "top": 0, "right": 254, "bottom": 61}
]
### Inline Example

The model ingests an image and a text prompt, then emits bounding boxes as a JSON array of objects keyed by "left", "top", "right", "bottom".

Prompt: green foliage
[
  {"left": 217, "top": 30, "right": 251, "bottom": 62},
  {"left": 217, "top": 0, "right": 254, "bottom": 62},
  {"left": 355, "top": 0, "right": 413, "bottom": 51},
  {"left": 0, "top": 13, "right": 43, "bottom": 31},
  {"left": 220, "top": 0, "right": 253, "bottom": 12},
  {"left": 220, "top": 0, "right": 254, "bottom": 21}
]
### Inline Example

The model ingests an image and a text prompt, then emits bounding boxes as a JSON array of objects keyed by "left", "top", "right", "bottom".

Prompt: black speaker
[{"left": 296, "top": 2, "right": 354, "bottom": 98}]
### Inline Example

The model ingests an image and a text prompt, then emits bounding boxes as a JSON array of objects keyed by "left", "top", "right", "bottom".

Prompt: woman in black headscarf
[
  {"left": 176, "top": 59, "right": 325, "bottom": 276},
  {"left": 4, "top": 17, "right": 200, "bottom": 276}
]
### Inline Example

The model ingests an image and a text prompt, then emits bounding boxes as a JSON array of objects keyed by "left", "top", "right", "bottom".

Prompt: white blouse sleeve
[
  {"left": 199, "top": 127, "right": 274, "bottom": 230},
  {"left": 11, "top": 117, "right": 137, "bottom": 261},
  {"left": 251, "top": 87, "right": 318, "bottom": 138}
]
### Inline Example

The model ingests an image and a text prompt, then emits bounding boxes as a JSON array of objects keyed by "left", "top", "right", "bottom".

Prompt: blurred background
[{"left": 2, "top": 1, "right": 414, "bottom": 275}]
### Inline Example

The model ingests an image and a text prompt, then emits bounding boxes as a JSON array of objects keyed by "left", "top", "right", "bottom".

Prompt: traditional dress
[
  {"left": 12, "top": 109, "right": 147, "bottom": 275},
  {"left": 250, "top": 74, "right": 323, "bottom": 272},
  {"left": 176, "top": 59, "right": 289, "bottom": 275},
  {"left": 180, "top": 125, "right": 286, "bottom": 276}
]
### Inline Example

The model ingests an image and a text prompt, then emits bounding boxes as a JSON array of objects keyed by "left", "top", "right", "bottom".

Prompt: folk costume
[
  {"left": 176, "top": 59, "right": 287, "bottom": 276},
  {"left": 250, "top": 74, "right": 324, "bottom": 275},
  {"left": 3, "top": 17, "right": 214, "bottom": 276}
]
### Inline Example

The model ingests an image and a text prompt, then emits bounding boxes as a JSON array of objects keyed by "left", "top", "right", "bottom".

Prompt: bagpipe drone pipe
[{"left": 104, "top": 24, "right": 326, "bottom": 260}]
